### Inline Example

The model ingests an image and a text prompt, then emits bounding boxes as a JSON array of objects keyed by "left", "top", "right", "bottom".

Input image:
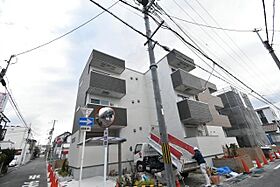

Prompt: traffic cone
[
  {"left": 175, "top": 178, "right": 181, "bottom": 187},
  {"left": 269, "top": 153, "right": 274, "bottom": 162},
  {"left": 262, "top": 154, "right": 268, "bottom": 165},
  {"left": 278, "top": 149, "right": 280, "bottom": 155},
  {"left": 241, "top": 158, "right": 250, "bottom": 174},
  {"left": 274, "top": 152, "right": 279, "bottom": 159},
  {"left": 255, "top": 157, "right": 262, "bottom": 168}
]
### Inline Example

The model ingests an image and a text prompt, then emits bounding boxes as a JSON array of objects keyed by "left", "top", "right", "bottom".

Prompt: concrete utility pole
[
  {"left": 20, "top": 126, "right": 31, "bottom": 165},
  {"left": 254, "top": 29, "right": 280, "bottom": 70},
  {"left": 46, "top": 120, "right": 56, "bottom": 160},
  {"left": 138, "top": 0, "right": 175, "bottom": 186}
]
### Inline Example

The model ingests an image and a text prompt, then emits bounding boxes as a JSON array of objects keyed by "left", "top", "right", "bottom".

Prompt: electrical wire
[
  {"left": 193, "top": 0, "right": 280, "bottom": 100},
  {"left": 14, "top": 1, "right": 119, "bottom": 57},
  {"left": 177, "top": 0, "right": 270, "bottom": 92},
  {"left": 271, "top": 0, "right": 276, "bottom": 45},
  {"left": 152, "top": 10, "right": 248, "bottom": 93},
  {"left": 4, "top": 86, "right": 29, "bottom": 129},
  {"left": 89, "top": 0, "right": 170, "bottom": 52},
  {"left": 168, "top": 15, "right": 254, "bottom": 33},
  {"left": 117, "top": 0, "right": 280, "bottom": 110},
  {"left": 262, "top": 0, "right": 269, "bottom": 42},
  {"left": 153, "top": 3, "right": 280, "bottom": 110}
]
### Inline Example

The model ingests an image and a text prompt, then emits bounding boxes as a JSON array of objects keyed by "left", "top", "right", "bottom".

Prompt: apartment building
[
  {"left": 69, "top": 49, "right": 237, "bottom": 179},
  {"left": 255, "top": 106, "right": 280, "bottom": 145},
  {"left": 217, "top": 87, "right": 270, "bottom": 147}
]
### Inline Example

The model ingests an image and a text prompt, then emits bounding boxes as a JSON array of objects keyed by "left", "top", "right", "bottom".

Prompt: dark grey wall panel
[
  {"left": 171, "top": 70, "right": 202, "bottom": 95},
  {"left": 90, "top": 49, "right": 125, "bottom": 74},
  {"left": 89, "top": 71, "right": 126, "bottom": 98},
  {"left": 177, "top": 99, "right": 212, "bottom": 125}
]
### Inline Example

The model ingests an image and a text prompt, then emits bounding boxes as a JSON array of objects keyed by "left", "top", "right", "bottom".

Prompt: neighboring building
[
  {"left": 1, "top": 125, "right": 33, "bottom": 165},
  {"left": 217, "top": 87, "right": 270, "bottom": 147},
  {"left": 255, "top": 106, "right": 280, "bottom": 145},
  {"left": 52, "top": 132, "right": 71, "bottom": 159},
  {"left": 69, "top": 49, "right": 237, "bottom": 179}
]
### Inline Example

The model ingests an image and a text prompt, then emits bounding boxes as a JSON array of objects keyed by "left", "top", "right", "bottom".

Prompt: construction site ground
[{"left": 180, "top": 158, "right": 280, "bottom": 187}]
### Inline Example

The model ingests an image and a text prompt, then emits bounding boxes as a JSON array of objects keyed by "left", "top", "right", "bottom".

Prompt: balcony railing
[
  {"left": 262, "top": 123, "right": 278, "bottom": 133},
  {"left": 171, "top": 69, "right": 203, "bottom": 95},
  {"left": 167, "top": 49, "right": 196, "bottom": 72},
  {"left": 89, "top": 49, "right": 125, "bottom": 74},
  {"left": 88, "top": 71, "right": 126, "bottom": 98},
  {"left": 177, "top": 99, "right": 212, "bottom": 125}
]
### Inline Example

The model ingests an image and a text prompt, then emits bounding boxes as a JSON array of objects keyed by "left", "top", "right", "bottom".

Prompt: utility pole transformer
[{"left": 139, "top": 0, "right": 176, "bottom": 186}]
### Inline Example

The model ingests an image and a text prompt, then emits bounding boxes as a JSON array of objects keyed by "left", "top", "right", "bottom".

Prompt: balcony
[
  {"left": 262, "top": 123, "right": 278, "bottom": 133},
  {"left": 208, "top": 114, "right": 232, "bottom": 128},
  {"left": 89, "top": 49, "right": 125, "bottom": 74},
  {"left": 171, "top": 69, "right": 203, "bottom": 95},
  {"left": 177, "top": 99, "right": 212, "bottom": 125},
  {"left": 86, "top": 103, "right": 127, "bottom": 129},
  {"left": 88, "top": 71, "right": 126, "bottom": 98},
  {"left": 167, "top": 49, "right": 195, "bottom": 72},
  {"left": 200, "top": 79, "right": 217, "bottom": 94}
]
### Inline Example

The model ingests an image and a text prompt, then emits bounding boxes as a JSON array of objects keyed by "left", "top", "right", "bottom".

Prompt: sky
[{"left": 0, "top": 0, "right": 279, "bottom": 144}]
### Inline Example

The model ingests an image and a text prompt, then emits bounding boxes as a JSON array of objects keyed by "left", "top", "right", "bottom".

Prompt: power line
[
  {"left": 4, "top": 85, "right": 29, "bottom": 129},
  {"left": 168, "top": 15, "right": 254, "bottom": 33},
  {"left": 96, "top": 1, "right": 280, "bottom": 111},
  {"left": 89, "top": 0, "right": 170, "bottom": 52},
  {"left": 151, "top": 3, "right": 280, "bottom": 111},
  {"left": 193, "top": 0, "right": 280, "bottom": 100},
  {"left": 272, "top": 0, "right": 276, "bottom": 45},
  {"left": 14, "top": 1, "right": 119, "bottom": 57},
  {"left": 177, "top": 0, "right": 272, "bottom": 92}
]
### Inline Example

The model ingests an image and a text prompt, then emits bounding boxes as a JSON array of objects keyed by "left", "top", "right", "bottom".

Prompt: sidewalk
[{"left": 60, "top": 176, "right": 116, "bottom": 187}]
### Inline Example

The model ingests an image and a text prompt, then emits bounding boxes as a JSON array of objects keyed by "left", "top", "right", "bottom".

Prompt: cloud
[{"left": 0, "top": 0, "right": 280, "bottom": 144}]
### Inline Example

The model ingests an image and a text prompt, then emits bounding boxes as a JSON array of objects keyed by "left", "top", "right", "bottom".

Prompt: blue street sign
[{"left": 79, "top": 117, "right": 94, "bottom": 127}]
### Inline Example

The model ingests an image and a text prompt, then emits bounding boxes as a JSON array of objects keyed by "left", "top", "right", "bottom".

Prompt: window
[
  {"left": 91, "top": 99, "right": 100, "bottom": 104},
  {"left": 134, "top": 144, "right": 142, "bottom": 154},
  {"left": 90, "top": 98, "right": 112, "bottom": 106},
  {"left": 100, "top": 100, "right": 109, "bottom": 106}
]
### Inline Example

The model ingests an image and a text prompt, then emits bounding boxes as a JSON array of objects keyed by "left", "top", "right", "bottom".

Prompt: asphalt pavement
[
  {"left": 223, "top": 159, "right": 280, "bottom": 187},
  {"left": 0, "top": 157, "right": 47, "bottom": 187}
]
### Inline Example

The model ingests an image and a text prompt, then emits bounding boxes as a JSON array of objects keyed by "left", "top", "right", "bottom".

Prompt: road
[
  {"left": 224, "top": 159, "right": 280, "bottom": 187},
  {"left": 0, "top": 157, "right": 47, "bottom": 187}
]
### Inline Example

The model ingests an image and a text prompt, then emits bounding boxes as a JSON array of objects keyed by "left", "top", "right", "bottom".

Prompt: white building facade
[
  {"left": 1, "top": 126, "right": 31, "bottom": 165},
  {"left": 69, "top": 49, "right": 237, "bottom": 179}
]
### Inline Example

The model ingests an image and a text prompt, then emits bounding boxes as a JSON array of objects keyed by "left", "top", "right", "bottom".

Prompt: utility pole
[
  {"left": 137, "top": 0, "right": 175, "bottom": 186},
  {"left": 46, "top": 120, "right": 56, "bottom": 160},
  {"left": 254, "top": 29, "right": 280, "bottom": 70},
  {"left": 20, "top": 126, "right": 31, "bottom": 165},
  {"left": 0, "top": 55, "right": 15, "bottom": 87}
]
